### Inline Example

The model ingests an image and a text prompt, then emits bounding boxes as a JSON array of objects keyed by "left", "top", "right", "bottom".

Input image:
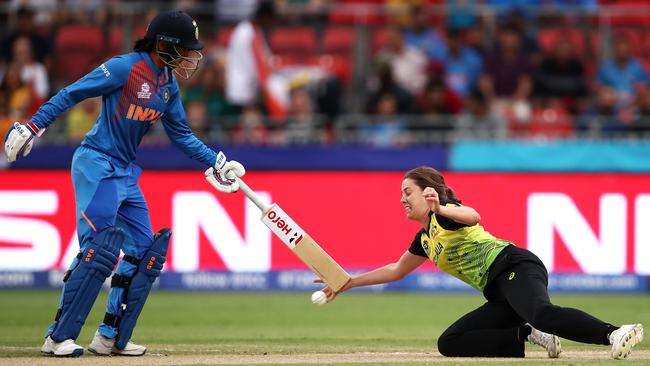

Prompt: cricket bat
[{"left": 233, "top": 176, "right": 351, "bottom": 291}]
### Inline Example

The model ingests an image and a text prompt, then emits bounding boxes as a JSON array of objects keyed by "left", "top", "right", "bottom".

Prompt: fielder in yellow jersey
[
  {"left": 319, "top": 166, "right": 644, "bottom": 360},
  {"left": 411, "top": 203, "right": 510, "bottom": 291}
]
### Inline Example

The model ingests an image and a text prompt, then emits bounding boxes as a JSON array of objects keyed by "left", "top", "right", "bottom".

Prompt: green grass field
[{"left": 0, "top": 290, "right": 648, "bottom": 365}]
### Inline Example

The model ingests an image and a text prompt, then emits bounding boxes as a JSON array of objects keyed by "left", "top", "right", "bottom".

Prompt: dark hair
[
  {"left": 404, "top": 166, "right": 459, "bottom": 202},
  {"left": 133, "top": 37, "right": 156, "bottom": 52},
  {"left": 16, "top": 6, "right": 34, "bottom": 18},
  {"left": 255, "top": 0, "right": 276, "bottom": 19}
]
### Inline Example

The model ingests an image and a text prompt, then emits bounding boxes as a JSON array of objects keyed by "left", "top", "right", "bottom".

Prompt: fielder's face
[{"left": 401, "top": 178, "right": 429, "bottom": 222}]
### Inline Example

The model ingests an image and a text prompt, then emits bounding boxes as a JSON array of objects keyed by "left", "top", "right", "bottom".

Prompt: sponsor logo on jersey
[
  {"left": 126, "top": 103, "right": 163, "bottom": 123},
  {"left": 137, "top": 82, "right": 151, "bottom": 99},
  {"left": 99, "top": 63, "right": 110, "bottom": 77}
]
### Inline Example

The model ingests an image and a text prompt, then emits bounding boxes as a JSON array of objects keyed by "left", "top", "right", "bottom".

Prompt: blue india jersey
[{"left": 30, "top": 51, "right": 217, "bottom": 167}]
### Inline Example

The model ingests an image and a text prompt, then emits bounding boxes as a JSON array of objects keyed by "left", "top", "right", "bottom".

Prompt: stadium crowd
[{"left": 1, "top": 0, "right": 650, "bottom": 146}]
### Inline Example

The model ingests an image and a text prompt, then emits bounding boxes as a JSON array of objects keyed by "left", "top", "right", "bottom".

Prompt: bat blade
[{"left": 261, "top": 204, "right": 351, "bottom": 291}]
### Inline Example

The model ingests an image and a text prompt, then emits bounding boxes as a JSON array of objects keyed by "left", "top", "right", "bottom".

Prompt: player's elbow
[{"left": 469, "top": 212, "right": 481, "bottom": 225}]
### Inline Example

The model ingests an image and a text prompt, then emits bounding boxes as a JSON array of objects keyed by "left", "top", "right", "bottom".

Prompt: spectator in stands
[
  {"left": 415, "top": 78, "right": 461, "bottom": 133},
  {"left": 0, "top": 91, "right": 12, "bottom": 138},
  {"left": 376, "top": 27, "right": 428, "bottom": 96},
  {"left": 65, "top": 97, "right": 100, "bottom": 141},
  {"left": 464, "top": 24, "right": 487, "bottom": 56},
  {"left": 417, "top": 78, "right": 463, "bottom": 116},
  {"left": 226, "top": 0, "right": 278, "bottom": 114},
  {"left": 578, "top": 86, "right": 630, "bottom": 135},
  {"left": 9, "top": 0, "right": 57, "bottom": 26},
  {"left": 442, "top": 28, "right": 483, "bottom": 98},
  {"left": 497, "top": 10, "right": 539, "bottom": 62},
  {"left": 184, "top": 56, "right": 238, "bottom": 123},
  {"left": 456, "top": 88, "right": 507, "bottom": 139},
  {"left": 402, "top": 5, "right": 447, "bottom": 62},
  {"left": 479, "top": 25, "right": 533, "bottom": 121},
  {"left": 184, "top": 100, "right": 210, "bottom": 139},
  {"left": 0, "top": 63, "right": 32, "bottom": 122},
  {"left": 0, "top": 6, "right": 52, "bottom": 68},
  {"left": 11, "top": 36, "right": 49, "bottom": 106},
  {"left": 232, "top": 107, "right": 268, "bottom": 145},
  {"left": 366, "top": 61, "right": 415, "bottom": 114},
  {"left": 275, "top": 82, "right": 325, "bottom": 145},
  {"left": 360, "top": 92, "right": 408, "bottom": 147},
  {"left": 533, "top": 37, "right": 587, "bottom": 113},
  {"left": 596, "top": 33, "right": 648, "bottom": 108}
]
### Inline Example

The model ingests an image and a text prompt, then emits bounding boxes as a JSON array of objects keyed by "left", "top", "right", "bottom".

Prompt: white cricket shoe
[
  {"left": 610, "top": 323, "right": 644, "bottom": 360},
  {"left": 527, "top": 324, "right": 562, "bottom": 358},
  {"left": 41, "top": 336, "right": 83, "bottom": 357},
  {"left": 88, "top": 330, "right": 147, "bottom": 356}
]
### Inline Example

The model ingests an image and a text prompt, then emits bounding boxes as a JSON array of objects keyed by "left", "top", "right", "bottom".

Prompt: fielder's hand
[
  {"left": 4, "top": 122, "right": 44, "bottom": 163},
  {"left": 205, "top": 151, "right": 246, "bottom": 193},
  {"left": 314, "top": 278, "right": 354, "bottom": 302},
  {"left": 423, "top": 187, "right": 441, "bottom": 213}
]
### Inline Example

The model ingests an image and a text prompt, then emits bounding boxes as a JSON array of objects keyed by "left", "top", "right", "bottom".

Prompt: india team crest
[{"left": 162, "top": 88, "right": 170, "bottom": 103}]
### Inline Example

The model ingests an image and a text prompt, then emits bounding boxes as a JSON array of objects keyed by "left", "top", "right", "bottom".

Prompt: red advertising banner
[{"left": 1, "top": 171, "right": 649, "bottom": 274}]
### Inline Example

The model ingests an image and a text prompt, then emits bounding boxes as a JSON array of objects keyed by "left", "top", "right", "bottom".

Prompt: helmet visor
[{"left": 156, "top": 40, "right": 203, "bottom": 79}]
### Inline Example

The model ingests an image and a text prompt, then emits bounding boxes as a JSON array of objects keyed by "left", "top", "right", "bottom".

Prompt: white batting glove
[
  {"left": 205, "top": 151, "right": 246, "bottom": 193},
  {"left": 4, "top": 122, "right": 45, "bottom": 163}
]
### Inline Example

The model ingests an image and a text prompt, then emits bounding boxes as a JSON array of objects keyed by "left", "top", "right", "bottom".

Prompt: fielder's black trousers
[{"left": 437, "top": 245, "right": 614, "bottom": 357}]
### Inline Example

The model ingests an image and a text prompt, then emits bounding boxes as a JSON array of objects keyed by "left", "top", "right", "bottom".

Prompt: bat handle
[{"left": 234, "top": 176, "right": 271, "bottom": 213}]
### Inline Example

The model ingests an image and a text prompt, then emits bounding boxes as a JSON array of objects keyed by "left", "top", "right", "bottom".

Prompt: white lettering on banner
[
  {"left": 527, "top": 193, "right": 626, "bottom": 274},
  {"left": 0, "top": 191, "right": 60, "bottom": 270},
  {"left": 172, "top": 192, "right": 272, "bottom": 272},
  {"left": 635, "top": 194, "right": 650, "bottom": 274},
  {"left": 61, "top": 232, "right": 80, "bottom": 269},
  {"left": 0, "top": 190, "right": 58, "bottom": 214}
]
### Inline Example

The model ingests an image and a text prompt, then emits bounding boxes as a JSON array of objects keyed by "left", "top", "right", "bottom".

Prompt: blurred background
[{"left": 0, "top": 0, "right": 649, "bottom": 295}]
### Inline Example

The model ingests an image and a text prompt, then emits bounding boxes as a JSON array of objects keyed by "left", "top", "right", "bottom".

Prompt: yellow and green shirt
[{"left": 408, "top": 201, "right": 512, "bottom": 291}]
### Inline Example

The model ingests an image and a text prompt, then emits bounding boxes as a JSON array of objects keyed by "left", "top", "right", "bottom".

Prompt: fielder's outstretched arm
[{"left": 321, "top": 251, "right": 426, "bottom": 301}]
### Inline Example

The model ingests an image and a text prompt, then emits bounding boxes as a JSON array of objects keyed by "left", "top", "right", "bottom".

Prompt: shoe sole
[
  {"left": 41, "top": 348, "right": 83, "bottom": 357},
  {"left": 88, "top": 346, "right": 146, "bottom": 357},
  {"left": 111, "top": 349, "right": 147, "bottom": 357},
  {"left": 87, "top": 347, "right": 111, "bottom": 356},
  {"left": 612, "top": 325, "right": 643, "bottom": 360}
]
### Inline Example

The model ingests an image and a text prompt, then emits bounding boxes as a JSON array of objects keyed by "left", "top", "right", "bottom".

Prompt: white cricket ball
[{"left": 311, "top": 290, "right": 327, "bottom": 306}]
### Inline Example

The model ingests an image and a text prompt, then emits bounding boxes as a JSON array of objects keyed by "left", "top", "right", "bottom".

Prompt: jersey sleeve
[
  {"left": 161, "top": 81, "right": 217, "bottom": 167},
  {"left": 30, "top": 56, "right": 130, "bottom": 129},
  {"left": 435, "top": 200, "right": 470, "bottom": 230},
  {"left": 408, "top": 229, "right": 428, "bottom": 258}
]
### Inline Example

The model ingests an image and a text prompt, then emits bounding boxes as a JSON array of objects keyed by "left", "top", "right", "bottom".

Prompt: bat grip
[{"left": 235, "top": 177, "right": 271, "bottom": 213}]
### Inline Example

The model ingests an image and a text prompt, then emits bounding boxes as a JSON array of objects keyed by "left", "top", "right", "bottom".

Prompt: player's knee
[{"left": 437, "top": 332, "right": 459, "bottom": 357}]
